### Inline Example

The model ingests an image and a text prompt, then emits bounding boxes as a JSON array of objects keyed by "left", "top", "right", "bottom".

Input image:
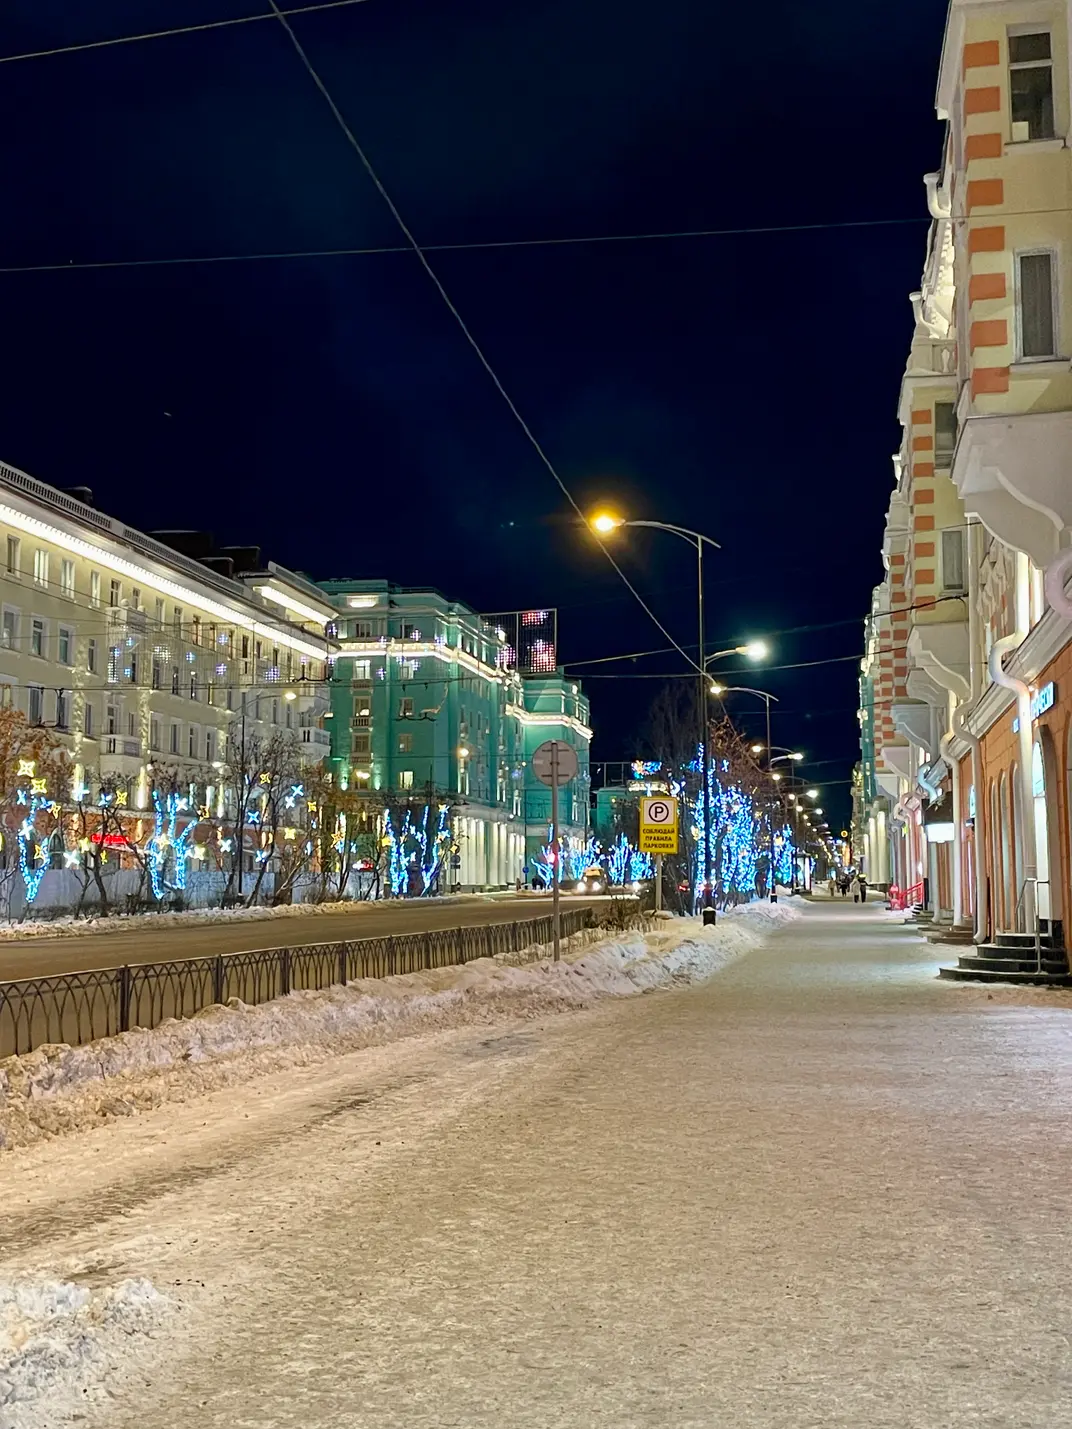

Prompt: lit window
[
  {"left": 90, "top": 571, "right": 101, "bottom": 607},
  {"left": 60, "top": 559, "right": 75, "bottom": 599},
  {"left": 33, "top": 550, "right": 48, "bottom": 587},
  {"left": 30, "top": 618, "right": 44, "bottom": 658},
  {"left": 398, "top": 769, "right": 414, "bottom": 790},
  {"left": 398, "top": 733, "right": 413, "bottom": 753},
  {"left": 5, "top": 537, "right": 19, "bottom": 577},
  {"left": 58, "top": 627, "right": 72, "bottom": 665}
]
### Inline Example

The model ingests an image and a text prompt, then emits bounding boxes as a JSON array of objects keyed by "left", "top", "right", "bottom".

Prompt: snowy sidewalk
[{"left": 3, "top": 900, "right": 1072, "bottom": 1427}]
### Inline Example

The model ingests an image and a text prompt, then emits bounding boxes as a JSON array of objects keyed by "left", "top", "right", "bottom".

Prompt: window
[
  {"left": 399, "top": 659, "right": 418, "bottom": 681},
  {"left": 190, "top": 674, "right": 199, "bottom": 701},
  {"left": 84, "top": 702, "right": 94, "bottom": 737},
  {"left": 109, "top": 578, "right": 121, "bottom": 608},
  {"left": 399, "top": 696, "right": 414, "bottom": 718},
  {"left": 192, "top": 616, "right": 201, "bottom": 646},
  {"left": 1017, "top": 251, "right": 1057, "bottom": 359},
  {"left": 107, "top": 645, "right": 120, "bottom": 683},
  {"left": 352, "top": 733, "right": 371, "bottom": 756},
  {"left": 131, "top": 586, "right": 141, "bottom": 612},
  {"left": 352, "top": 660, "right": 371, "bottom": 681},
  {"left": 128, "top": 652, "right": 138, "bottom": 684},
  {"left": 401, "top": 623, "right": 420, "bottom": 640},
  {"left": 30, "top": 618, "right": 44, "bottom": 658},
  {"left": 354, "top": 620, "right": 374, "bottom": 640},
  {"left": 55, "top": 690, "right": 69, "bottom": 730},
  {"left": 942, "top": 529, "right": 966, "bottom": 593},
  {"left": 90, "top": 571, "right": 101, "bottom": 608},
  {"left": 5, "top": 537, "right": 19, "bottom": 577},
  {"left": 151, "top": 656, "right": 162, "bottom": 690},
  {"left": 27, "top": 685, "right": 42, "bottom": 725},
  {"left": 150, "top": 717, "right": 161, "bottom": 751},
  {"left": 106, "top": 705, "right": 118, "bottom": 737},
  {"left": 172, "top": 666, "right": 180, "bottom": 695},
  {"left": 398, "top": 733, "right": 413, "bottom": 753},
  {"left": 1, "top": 609, "right": 16, "bottom": 649},
  {"left": 87, "top": 638, "right": 97, "bottom": 674},
  {"left": 1009, "top": 31, "right": 1054, "bottom": 142},
  {"left": 398, "top": 770, "right": 414, "bottom": 790},
  {"left": 58, "top": 627, "right": 72, "bottom": 665},
  {"left": 33, "top": 550, "right": 48, "bottom": 587},
  {"left": 174, "top": 606, "right": 183, "bottom": 634},
  {"left": 188, "top": 726, "right": 198, "bottom": 758},
  {"left": 155, "top": 598, "right": 165, "bottom": 626},
  {"left": 60, "top": 559, "right": 75, "bottom": 599},
  {"left": 934, "top": 402, "right": 956, "bottom": 468},
  {"left": 170, "top": 723, "right": 181, "bottom": 754},
  {"left": 205, "top": 729, "right": 216, "bottom": 763}
]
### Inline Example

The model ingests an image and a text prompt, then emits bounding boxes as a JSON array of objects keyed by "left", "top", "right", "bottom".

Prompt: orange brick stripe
[
  {"left": 965, "top": 132, "right": 1002, "bottom": 161},
  {"left": 968, "top": 225, "right": 1005, "bottom": 253},
  {"left": 914, "top": 487, "right": 936, "bottom": 504},
  {"left": 967, "top": 177, "right": 1004, "bottom": 211},
  {"left": 963, "top": 40, "right": 1000, "bottom": 69},
  {"left": 912, "top": 435, "right": 934, "bottom": 451},
  {"left": 914, "top": 515, "right": 935, "bottom": 531},
  {"left": 970, "top": 317, "right": 1008, "bottom": 349},
  {"left": 914, "top": 460, "right": 935, "bottom": 477},
  {"left": 969, "top": 272, "right": 1006, "bottom": 303},
  {"left": 910, "top": 408, "right": 931, "bottom": 424},
  {"left": 965, "top": 86, "right": 1001, "bottom": 114},
  {"left": 972, "top": 366, "right": 1010, "bottom": 395}
]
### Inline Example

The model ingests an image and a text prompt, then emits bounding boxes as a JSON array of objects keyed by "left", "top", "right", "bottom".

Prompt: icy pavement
[{"left": 3, "top": 901, "right": 1072, "bottom": 1427}]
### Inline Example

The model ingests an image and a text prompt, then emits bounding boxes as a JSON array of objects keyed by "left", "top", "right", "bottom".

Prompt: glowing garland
[{"left": 17, "top": 790, "right": 52, "bottom": 904}]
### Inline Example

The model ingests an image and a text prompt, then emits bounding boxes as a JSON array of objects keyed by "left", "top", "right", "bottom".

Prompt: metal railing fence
[{"left": 0, "top": 907, "right": 600, "bottom": 1059}]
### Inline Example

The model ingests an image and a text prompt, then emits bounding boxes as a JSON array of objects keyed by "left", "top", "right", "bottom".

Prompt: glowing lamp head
[
  {"left": 790, "top": 751, "right": 804, "bottom": 761},
  {"left": 806, "top": 788, "right": 819, "bottom": 799},
  {"left": 751, "top": 743, "right": 763, "bottom": 754},
  {"left": 590, "top": 512, "right": 623, "bottom": 535},
  {"left": 740, "top": 640, "right": 769, "bottom": 662},
  {"left": 709, "top": 682, "right": 725, "bottom": 696}
]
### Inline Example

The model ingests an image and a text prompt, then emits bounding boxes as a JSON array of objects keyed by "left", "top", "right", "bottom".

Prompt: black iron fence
[{"left": 0, "top": 907, "right": 601, "bottom": 1059}]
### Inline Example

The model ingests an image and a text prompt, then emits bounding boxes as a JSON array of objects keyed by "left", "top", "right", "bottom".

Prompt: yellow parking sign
[{"left": 639, "top": 795, "right": 679, "bottom": 853}]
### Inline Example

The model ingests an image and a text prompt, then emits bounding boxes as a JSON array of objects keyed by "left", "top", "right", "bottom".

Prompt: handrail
[{"left": 1013, "top": 877, "right": 1049, "bottom": 975}]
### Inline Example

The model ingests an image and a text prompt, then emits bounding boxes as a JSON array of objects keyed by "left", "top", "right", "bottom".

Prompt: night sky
[{"left": 0, "top": 0, "right": 950, "bottom": 828}]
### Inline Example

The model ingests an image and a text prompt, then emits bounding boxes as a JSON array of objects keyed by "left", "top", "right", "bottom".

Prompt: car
[{"left": 574, "top": 866, "right": 605, "bottom": 894}]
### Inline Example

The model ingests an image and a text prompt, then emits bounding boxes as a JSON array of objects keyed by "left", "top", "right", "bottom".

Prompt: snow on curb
[
  {"left": 0, "top": 891, "right": 505, "bottom": 942},
  {"left": 0, "top": 902, "right": 799, "bottom": 1150},
  {"left": 0, "top": 1275, "right": 170, "bottom": 1429}
]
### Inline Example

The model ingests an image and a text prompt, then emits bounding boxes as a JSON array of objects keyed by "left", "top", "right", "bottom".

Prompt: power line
[
  {"left": 0, "top": 0, "right": 371, "bottom": 66},
  {"left": 264, "top": 0, "right": 701, "bottom": 675},
  {"left": 8, "top": 206, "right": 1072, "bottom": 278},
  {"left": 0, "top": 217, "right": 932, "bottom": 275}
]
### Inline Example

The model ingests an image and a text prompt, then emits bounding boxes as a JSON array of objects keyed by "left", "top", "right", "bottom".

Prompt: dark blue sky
[{"left": 0, "top": 0, "right": 949, "bottom": 825}]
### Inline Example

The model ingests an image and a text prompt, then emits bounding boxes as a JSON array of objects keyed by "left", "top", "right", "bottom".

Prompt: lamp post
[
  {"left": 708, "top": 682, "right": 787, "bottom": 901},
  {"left": 590, "top": 514, "right": 766, "bottom": 911}
]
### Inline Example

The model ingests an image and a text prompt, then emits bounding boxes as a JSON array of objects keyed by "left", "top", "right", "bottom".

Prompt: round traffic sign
[
  {"left": 531, "top": 739, "right": 580, "bottom": 787},
  {"left": 645, "top": 799, "right": 673, "bottom": 823}
]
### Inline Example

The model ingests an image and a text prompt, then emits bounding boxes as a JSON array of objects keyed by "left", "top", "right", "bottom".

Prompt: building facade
[
  {"left": 0, "top": 459, "right": 334, "bottom": 805},
  {"left": 320, "top": 581, "right": 591, "bottom": 890},
  {"left": 857, "top": 0, "right": 1072, "bottom": 952}
]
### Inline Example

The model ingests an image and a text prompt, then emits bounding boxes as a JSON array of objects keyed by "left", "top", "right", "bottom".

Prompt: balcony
[
  {"left": 102, "top": 736, "right": 142, "bottom": 758},
  {"left": 906, "top": 336, "right": 956, "bottom": 379},
  {"left": 300, "top": 727, "right": 331, "bottom": 748},
  {"left": 108, "top": 606, "right": 149, "bottom": 635},
  {"left": 953, "top": 411, "right": 1072, "bottom": 565},
  {"left": 906, "top": 620, "right": 969, "bottom": 700}
]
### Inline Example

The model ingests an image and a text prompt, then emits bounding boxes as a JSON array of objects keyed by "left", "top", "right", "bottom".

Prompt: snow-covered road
[{"left": 4, "top": 901, "right": 1072, "bottom": 1427}]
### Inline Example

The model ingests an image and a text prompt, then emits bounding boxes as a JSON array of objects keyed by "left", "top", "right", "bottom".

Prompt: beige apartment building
[
  {"left": 0, "top": 459, "right": 335, "bottom": 819},
  {"left": 858, "top": 0, "right": 1072, "bottom": 975}
]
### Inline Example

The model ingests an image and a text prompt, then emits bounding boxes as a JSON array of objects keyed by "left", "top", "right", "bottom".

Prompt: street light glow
[
  {"left": 751, "top": 743, "right": 764, "bottom": 754},
  {"left": 590, "top": 512, "right": 623, "bottom": 535},
  {"left": 806, "top": 788, "right": 819, "bottom": 799},
  {"left": 709, "top": 682, "right": 725, "bottom": 696},
  {"left": 739, "top": 640, "right": 769, "bottom": 661},
  {"left": 790, "top": 751, "right": 804, "bottom": 761}
]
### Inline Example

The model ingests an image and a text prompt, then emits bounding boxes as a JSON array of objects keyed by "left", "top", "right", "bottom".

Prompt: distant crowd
[{"left": 828, "top": 870, "right": 868, "bottom": 903}]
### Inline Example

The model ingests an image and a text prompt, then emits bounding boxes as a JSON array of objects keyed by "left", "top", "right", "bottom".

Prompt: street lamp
[{"left": 591, "top": 510, "right": 723, "bottom": 912}]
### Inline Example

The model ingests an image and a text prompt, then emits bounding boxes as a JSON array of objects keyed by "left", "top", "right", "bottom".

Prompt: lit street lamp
[{"left": 591, "top": 511, "right": 761, "bottom": 913}]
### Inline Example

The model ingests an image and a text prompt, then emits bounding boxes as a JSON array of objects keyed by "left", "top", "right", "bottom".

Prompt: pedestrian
[
  {"left": 827, "top": 874, "right": 837, "bottom": 898},
  {"left": 839, "top": 874, "right": 850, "bottom": 898},
  {"left": 855, "top": 872, "right": 868, "bottom": 904}
]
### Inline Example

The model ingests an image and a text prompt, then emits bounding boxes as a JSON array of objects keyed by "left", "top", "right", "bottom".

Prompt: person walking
[
  {"left": 855, "top": 872, "right": 868, "bottom": 904},
  {"left": 838, "top": 873, "right": 850, "bottom": 898},
  {"left": 827, "top": 873, "right": 837, "bottom": 898}
]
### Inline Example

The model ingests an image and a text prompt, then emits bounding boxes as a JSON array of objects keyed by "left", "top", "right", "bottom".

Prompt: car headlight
[
  {"left": 592, "top": 881, "right": 603, "bottom": 892},
  {"left": 575, "top": 881, "right": 584, "bottom": 891}
]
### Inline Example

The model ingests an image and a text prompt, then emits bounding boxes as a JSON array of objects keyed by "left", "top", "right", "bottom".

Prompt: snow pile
[
  {"left": 0, "top": 1275, "right": 169, "bottom": 1429},
  {"left": 0, "top": 902, "right": 797, "bottom": 1149},
  {"left": 0, "top": 890, "right": 513, "bottom": 941}
]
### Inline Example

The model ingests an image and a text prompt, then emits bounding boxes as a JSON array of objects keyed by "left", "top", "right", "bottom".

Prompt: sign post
[
  {"left": 532, "top": 739, "right": 580, "bottom": 961},
  {"left": 639, "top": 796, "right": 679, "bottom": 918}
]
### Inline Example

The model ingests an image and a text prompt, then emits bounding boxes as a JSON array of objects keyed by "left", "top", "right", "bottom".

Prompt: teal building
[{"left": 319, "top": 581, "right": 591, "bottom": 889}]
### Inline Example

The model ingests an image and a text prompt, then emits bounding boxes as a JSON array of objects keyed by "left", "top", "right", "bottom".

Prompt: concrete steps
[{"left": 939, "top": 941, "right": 1072, "bottom": 986}]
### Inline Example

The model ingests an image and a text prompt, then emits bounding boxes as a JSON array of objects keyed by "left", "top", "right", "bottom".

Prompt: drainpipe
[
  {"left": 988, "top": 551, "right": 1037, "bottom": 933},
  {"left": 952, "top": 704, "right": 986, "bottom": 942}
]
